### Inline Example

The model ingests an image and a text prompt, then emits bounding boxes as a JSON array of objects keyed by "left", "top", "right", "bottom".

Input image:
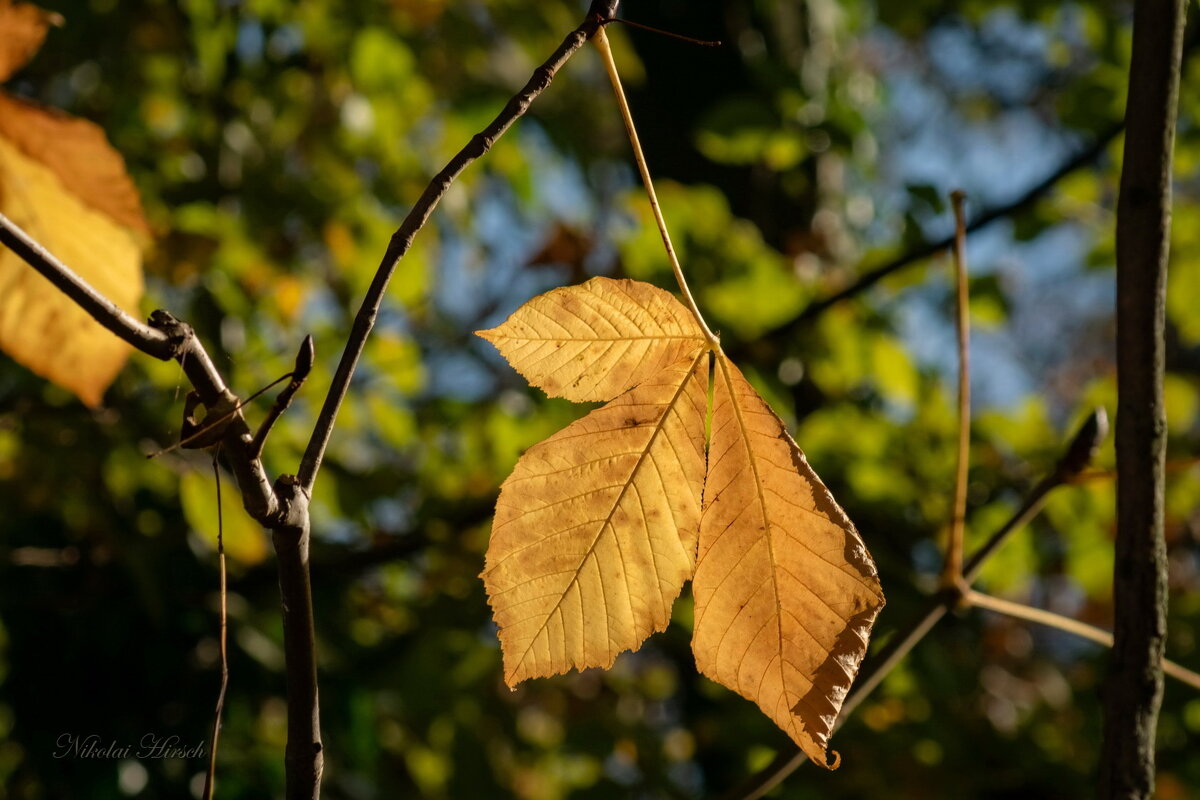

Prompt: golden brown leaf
[
  {"left": 477, "top": 276, "right": 705, "bottom": 402},
  {"left": 481, "top": 276, "right": 885, "bottom": 762},
  {"left": 0, "top": 94, "right": 149, "bottom": 234},
  {"left": 692, "top": 356, "right": 884, "bottom": 768},
  {"left": 0, "top": 0, "right": 61, "bottom": 83},
  {"left": 0, "top": 133, "right": 142, "bottom": 406},
  {"left": 483, "top": 351, "right": 709, "bottom": 686}
]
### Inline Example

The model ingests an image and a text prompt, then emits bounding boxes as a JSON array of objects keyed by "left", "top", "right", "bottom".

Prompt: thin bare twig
[
  {"left": 203, "top": 454, "right": 229, "bottom": 800},
  {"left": 966, "top": 590, "right": 1200, "bottom": 692},
  {"left": 0, "top": 216, "right": 280, "bottom": 522},
  {"left": 601, "top": 17, "right": 722, "bottom": 47},
  {"left": 296, "top": 0, "right": 622, "bottom": 494},
  {"left": 251, "top": 336, "right": 314, "bottom": 459},
  {"left": 147, "top": 373, "right": 292, "bottom": 459},
  {"left": 942, "top": 190, "right": 971, "bottom": 591}
]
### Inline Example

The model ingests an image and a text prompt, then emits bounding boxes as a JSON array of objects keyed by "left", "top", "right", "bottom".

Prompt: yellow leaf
[
  {"left": 0, "top": 94, "right": 149, "bottom": 234},
  {"left": 0, "top": 18, "right": 149, "bottom": 406},
  {"left": 482, "top": 277, "right": 885, "bottom": 765},
  {"left": 0, "top": 131, "right": 142, "bottom": 406},
  {"left": 483, "top": 351, "right": 709, "bottom": 685},
  {"left": 0, "top": 0, "right": 61, "bottom": 83},
  {"left": 692, "top": 356, "right": 884, "bottom": 768},
  {"left": 477, "top": 276, "right": 706, "bottom": 402}
]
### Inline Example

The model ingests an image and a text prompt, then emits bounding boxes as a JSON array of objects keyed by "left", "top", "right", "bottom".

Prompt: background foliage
[{"left": 1, "top": 0, "right": 1198, "bottom": 798}]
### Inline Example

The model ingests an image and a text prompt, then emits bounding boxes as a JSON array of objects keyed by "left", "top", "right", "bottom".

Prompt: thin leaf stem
[
  {"left": 966, "top": 590, "right": 1200, "bottom": 692},
  {"left": 593, "top": 27, "right": 720, "bottom": 348}
]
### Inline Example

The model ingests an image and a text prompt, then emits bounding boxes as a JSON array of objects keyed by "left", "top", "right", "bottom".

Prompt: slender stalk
[
  {"left": 297, "top": 0, "right": 621, "bottom": 493},
  {"left": 941, "top": 191, "right": 971, "bottom": 590},
  {"left": 601, "top": 17, "right": 722, "bottom": 47},
  {"left": 1101, "top": 0, "right": 1186, "bottom": 796},
  {"left": 592, "top": 27, "right": 720, "bottom": 348},
  {"left": 147, "top": 373, "right": 291, "bottom": 459},
  {"left": 203, "top": 456, "right": 229, "bottom": 800},
  {"left": 967, "top": 591, "right": 1200, "bottom": 692},
  {"left": 251, "top": 336, "right": 314, "bottom": 459}
]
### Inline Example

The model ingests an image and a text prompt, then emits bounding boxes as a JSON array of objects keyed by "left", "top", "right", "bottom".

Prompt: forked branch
[{"left": 1, "top": 4, "right": 625, "bottom": 798}]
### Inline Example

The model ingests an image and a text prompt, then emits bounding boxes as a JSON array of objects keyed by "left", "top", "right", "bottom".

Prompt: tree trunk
[{"left": 1100, "top": 0, "right": 1186, "bottom": 797}]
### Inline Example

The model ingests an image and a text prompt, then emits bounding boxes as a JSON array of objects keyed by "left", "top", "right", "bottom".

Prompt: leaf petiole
[{"left": 593, "top": 27, "right": 720, "bottom": 349}]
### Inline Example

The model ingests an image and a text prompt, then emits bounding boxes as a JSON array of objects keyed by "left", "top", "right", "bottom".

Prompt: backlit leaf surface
[
  {"left": 480, "top": 279, "right": 885, "bottom": 766},
  {"left": 0, "top": 5, "right": 147, "bottom": 406},
  {"left": 483, "top": 351, "right": 709, "bottom": 685},
  {"left": 0, "top": 0, "right": 59, "bottom": 83},
  {"left": 692, "top": 356, "right": 884, "bottom": 767},
  {"left": 478, "top": 276, "right": 706, "bottom": 402}
]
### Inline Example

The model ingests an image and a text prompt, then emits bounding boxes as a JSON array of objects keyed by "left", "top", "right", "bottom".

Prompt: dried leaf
[
  {"left": 0, "top": 8, "right": 148, "bottom": 406},
  {"left": 483, "top": 351, "right": 709, "bottom": 685},
  {"left": 0, "top": 130, "right": 142, "bottom": 406},
  {"left": 0, "top": 94, "right": 149, "bottom": 234},
  {"left": 477, "top": 276, "right": 706, "bottom": 402},
  {"left": 0, "top": 0, "right": 61, "bottom": 82},
  {"left": 692, "top": 356, "right": 884, "bottom": 767},
  {"left": 481, "top": 275, "right": 884, "bottom": 765}
]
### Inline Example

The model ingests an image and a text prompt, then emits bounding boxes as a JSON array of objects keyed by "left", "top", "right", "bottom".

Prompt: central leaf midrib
[
  {"left": 499, "top": 334, "right": 706, "bottom": 342},
  {"left": 716, "top": 354, "right": 789, "bottom": 710}
]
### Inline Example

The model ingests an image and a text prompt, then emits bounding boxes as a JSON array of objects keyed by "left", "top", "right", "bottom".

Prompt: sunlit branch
[
  {"left": 941, "top": 190, "right": 971, "bottom": 591},
  {"left": 966, "top": 590, "right": 1200, "bottom": 692}
]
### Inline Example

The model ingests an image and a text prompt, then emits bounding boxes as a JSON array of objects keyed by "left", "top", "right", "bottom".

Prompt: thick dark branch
[
  {"left": 721, "top": 410, "right": 1107, "bottom": 800},
  {"left": 296, "top": 0, "right": 621, "bottom": 493},
  {"left": 0, "top": 213, "right": 281, "bottom": 522},
  {"left": 1100, "top": 0, "right": 1186, "bottom": 796},
  {"left": 271, "top": 480, "right": 322, "bottom": 800},
  {"left": 771, "top": 122, "right": 1122, "bottom": 330}
]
